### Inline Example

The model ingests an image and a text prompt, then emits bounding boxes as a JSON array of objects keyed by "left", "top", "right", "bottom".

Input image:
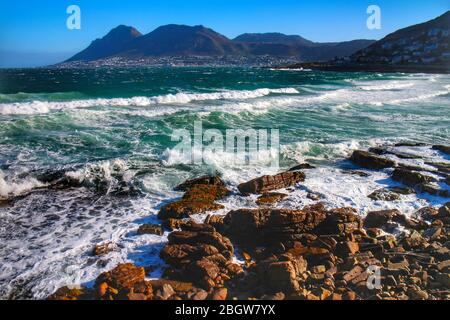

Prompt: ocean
[{"left": 0, "top": 67, "right": 449, "bottom": 299}]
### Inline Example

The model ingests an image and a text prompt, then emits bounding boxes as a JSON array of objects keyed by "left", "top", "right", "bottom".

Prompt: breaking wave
[{"left": 0, "top": 88, "right": 299, "bottom": 115}]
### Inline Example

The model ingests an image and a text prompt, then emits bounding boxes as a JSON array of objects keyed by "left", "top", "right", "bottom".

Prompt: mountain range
[{"left": 66, "top": 24, "right": 375, "bottom": 63}]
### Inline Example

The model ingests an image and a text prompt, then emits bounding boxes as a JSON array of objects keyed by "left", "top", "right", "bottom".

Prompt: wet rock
[
  {"left": 222, "top": 204, "right": 328, "bottom": 245},
  {"left": 95, "top": 263, "right": 146, "bottom": 292},
  {"left": 266, "top": 261, "right": 299, "bottom": 292},
  {"left": 389, "top": 186, "right": 415, "bottom": 195},
  {"left": 392, "top": 168, "right": 435, "bottom": 188},
  {"left": 335, "top": 241, "right": 360, "bottom": 257},
  {"left": 189, "top": 289, "right": 209, "bottom": 300},
  {"left": 210, "top": 288, "right": 228, "bottom": 300},
  {"left": 158, "top": 185, "right": 228, "bottom": 220},
  {"left": 264, "top": 254, "right": 307, "bottom": 293},
  {"left": 174, "top": 175, "right": 226, "bottom": 191},
  {"left": 425, "top": 162, "right": 450, "bottom": 175},
  {"left": 407, "top": 287, "right": 429, "bottom": 300},
  {"left": 261, "top": 292, "right": 285, "bottom": 300},
  {"left": 148, "top": 279, "right": 194, "bottom": 293},
  {"left": 438, "top": 202, "right": 450, "bottom": 219},
  {"left": 256, "top": 192, "right": 288, "bottom": 206},
  {"left": 432, "top": 145, "right": 450, "bottom": 155},
  {"left": 48, "top": 286, "right": 94, "bottom": 300},
  {"left": 154, "top": 284, "right": 175, "bottom": 300},
  {"left": 289, "top": 163, "right": 316, "bottom": 171},
  {"left": 205, "top": 214, "right": 225, "bottom": 231},
  {"left": 394, "top": 142, "right": 427, "bottom": 147},
  {"left": 341, "top": 170, "right": 371, "bottom": 177},
  {"left": 187, "top": 258, "right": 221, "bottom": 289},
  {"left": 419, "top": 183, "right": 450, "bottom": 197},
  {"left": 137, "top": 224, "right": 164, "bottom": 236},
  {"left": 162, "top": 218, "right": 184, "bottom": 231},
  {"left": 238, "top": 171, "right": 305, "bottom": 195},
  {"left": 364, "top": 209, "right": 404, "bottom": 229},
  {"left": 179, "top": 220, "right": 216, "bottom": 233},
  {"left": 402, "top": 231, "right": 427, "bottom": 249},
  {"left": 369, "top": 147, "right": 421, "bottom": 159},
  {"left": 435, "top": 273, "right": 450, "bottom": 287},
  {"left": 415, "top": 206, "right": 439, "bottom": 220},
  {"left": 168, "top": 230, "right": 233, "bottom": 254},
  {"left": 0, "top": 198, "right": 10, "bottom": 207},
  {"left": 350, "top": 150, "right": 396, "bottom": 170},
  {"left": 93, "top": 242, "right": 116, "bottom": 256},
  {"left": 160, "top": 224, "right": 236, "bottom": 290},
  {"left": 161, "top": 243, "right": 219, "bottom": 267},
  {"left": 341, "top": 265, "right": 368, "bottom": 286},
  {"left": 158, "top": 199, "right": 221, "bottom": 220},
  {"left": 368, "top": 189, "right": 401, "bottom": 201},
  {"left": 314, "top": 207, "right": 363, "bottom": 237}
]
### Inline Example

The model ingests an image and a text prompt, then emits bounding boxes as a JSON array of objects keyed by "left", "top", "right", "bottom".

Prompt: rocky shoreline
[{"left": 49, "top": 143, "right": 450, "bottom": 300}]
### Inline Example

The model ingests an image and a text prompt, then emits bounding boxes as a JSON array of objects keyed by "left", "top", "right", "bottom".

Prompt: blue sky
[{"left": 0, "top": 0, "right": 448, "bottom": 67}]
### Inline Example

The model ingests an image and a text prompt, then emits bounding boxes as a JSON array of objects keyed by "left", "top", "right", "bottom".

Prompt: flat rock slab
[{"left": 238, "top": 171, "right": 305, "bottom": 195}]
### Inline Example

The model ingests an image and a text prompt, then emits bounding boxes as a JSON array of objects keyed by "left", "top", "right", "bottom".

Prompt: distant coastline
[{"left": 273, "top": 62, "right": 450, "bottom": 74}]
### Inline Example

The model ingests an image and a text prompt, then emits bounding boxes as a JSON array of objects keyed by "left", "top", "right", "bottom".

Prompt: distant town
[{"left": 56, "top": 55, "right": 302, "bottom": 69}]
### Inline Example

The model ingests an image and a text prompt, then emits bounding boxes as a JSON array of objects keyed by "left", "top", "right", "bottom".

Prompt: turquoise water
[{"left": 0, "top": 67, "right": 449, "bottom": 298}]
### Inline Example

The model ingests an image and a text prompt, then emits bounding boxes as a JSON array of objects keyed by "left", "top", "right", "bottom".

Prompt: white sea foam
[
  {"left": 0, "top": 88, "right": 299, "bottom": 115},
  {"left": 358, "top": 81, "right": 415, "bottom": 91},
  {"left": 0, "top": 170, "right": 46, "bottom": 199}
]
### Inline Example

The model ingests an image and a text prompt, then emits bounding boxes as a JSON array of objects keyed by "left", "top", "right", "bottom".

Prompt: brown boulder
[
  {"left": 266, "top": 261, "right": 300, "bottom": 292},
  {"left": 222, "top": 205, "right": 327, "bottom": 245},
  {"left": 93, "top": 242, "right": 115, "bottom": 256},
  {"left": 438, "top": 202, "right": 450, "bottom": 219},
  {"left": 314, "top": 207, "right": 363, "bottom": 236},
  {"left": 419, "top": 183, "right": 450, "bottom": 197},
  {"left": 256, "top": 192, "right": 288, "bottom": 206},
  {"left": 158, "top": 201, "right": 224, "bottom": 220},
  {"left": 95, "top": 263, "right": 146, "bottom": 291},
  {"left": 168, "top": 230, "right": 233, "bottom": 254},
  {"left": 158, "top": 185, "right": 228, "bottom": 220},
  {"left": 392, "top": 168, "right": 435, "bottom": 187},
  {"left": 148, "top": 279, "right": 194, "bottom": 293},
  {"left": 205, "top": 214, "right": 225, "bottom": 231},
  {"left": 137, "top": 224, "right": 164, "bottom": 236},
  {"left": 174, "top": 175, "right": 226, "bottom": 191},
  {"left": 238, "top": 171, "right": 305, "bottom": 195},
  {"left": 211, "top": 288, "right": 228, "bottom": 300},
  {"left": 262, "top": 254, "right": 307, "bottom": 293},
  {"left": 414, "top": 206, "right": 439, "bottom": 220},
  {"left": 350, "top": 150, "right": 395, "bottom": 170},
  {"left": 48, "top": 286, "right": 94, "bottom": 300},
  {"left": 289, "top": 163, "right": 316, "bottom": 171},
  {"left": 187, "top": 258, "right": 221, "bottom": 289},
  {"left": 364, "top": 209, "right": 404, "bottom": 229},
  {"left": 162, "top": 218, "right": 184, "bottom": 231},
  {"left": 160, "top": 244, "right": 219, "bottom": 267},
  {"left": 154, "top": 283, "right": 175, "bottom": 300},
  {"left": 368, "top": 189, "right": 401, "bottom": 201}
]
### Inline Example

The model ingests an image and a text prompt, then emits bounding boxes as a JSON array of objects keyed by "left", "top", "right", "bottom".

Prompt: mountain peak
[
  {"left": 66, "top": 25, "right": 142, "bottom": 62},
  {"left": 108, "top": 25, "right": 142, "bottom": 37},
  {"left": 234, "top": 32, "right": 315, "bottom": 47}
]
